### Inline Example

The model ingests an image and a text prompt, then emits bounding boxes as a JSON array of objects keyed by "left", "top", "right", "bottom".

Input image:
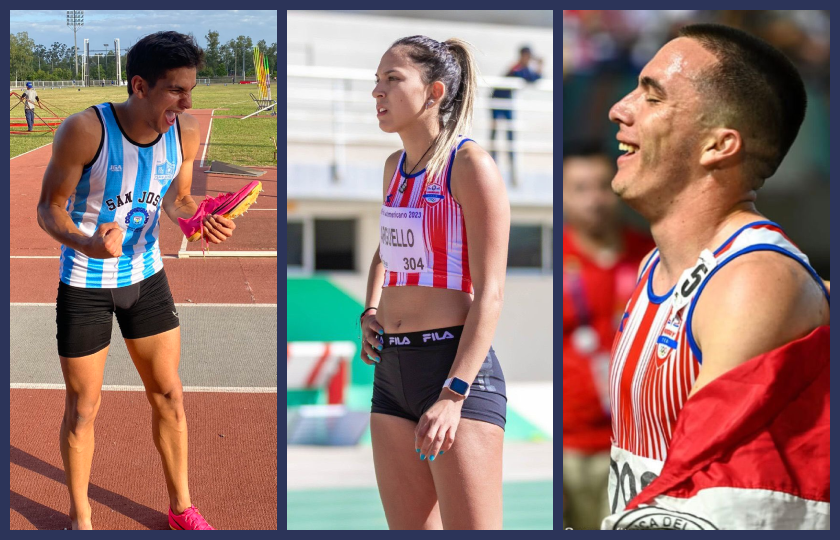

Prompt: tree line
[{"left": 10, "top": 30, "right": 277, "bottom": 82}]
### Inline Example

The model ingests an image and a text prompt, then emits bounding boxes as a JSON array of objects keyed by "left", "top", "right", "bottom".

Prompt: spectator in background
[
  {"left": 562, "top": 143, "right": 653, "bottom": 530},
  {"left": 21, "top": 82, "right": 40, "bottom": 132},
  {"left": 489, "top": 46, "right": 542, "bottom": 184}
]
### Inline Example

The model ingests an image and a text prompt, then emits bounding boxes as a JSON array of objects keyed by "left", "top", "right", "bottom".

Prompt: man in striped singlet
[
  {"left": 601, "top": 24, "right": 829, "bottom": 529},
  {"left": 36, "top": 32, "right": 227, "bottom": 530}
]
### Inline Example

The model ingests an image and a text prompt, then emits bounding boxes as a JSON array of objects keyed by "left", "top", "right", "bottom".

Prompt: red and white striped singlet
[
  {"left": 380, "top": 137, "right": 474, "bottom": 294},
  {"left": 607, "top": 221, "right": 828, "bottom": 514}
]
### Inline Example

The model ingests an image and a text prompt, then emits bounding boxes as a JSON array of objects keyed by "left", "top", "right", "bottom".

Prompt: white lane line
[
  {"left": 11, "top": 302, "right": 277, "bottom": 307},
  {"left": 199, "top": 110, "right": 215, "bottom": 168},
  {"left": 179, "top": 234, "right": 189, "bottom": 255},
  {"left": 178, "top": 250, "right": 277, "bottom": 258},
  {"left": 11, "top": 142, "right": 53, "bottom": 160},
  {"left": 11, "top": 255, "right": 180, "bottom": 259},
  {"left": 11, "top": 383, "right": 277, "bottom": 393}
]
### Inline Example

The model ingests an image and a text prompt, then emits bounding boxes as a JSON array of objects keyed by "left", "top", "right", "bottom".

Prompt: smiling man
[
  {"left": 35, "top": 31, "right": 231, "bottom": 530},
  {"left": 602, "top": 24, "right": 829, "bottom": 529}
]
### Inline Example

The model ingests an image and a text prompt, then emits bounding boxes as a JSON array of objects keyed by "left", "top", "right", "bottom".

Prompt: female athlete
[{"left": 361, "top": 35, "right": 511, "bottom": 530}]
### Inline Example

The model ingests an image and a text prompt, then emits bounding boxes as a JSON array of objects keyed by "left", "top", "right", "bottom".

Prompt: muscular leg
[
  {"left": 59, "top": 347, "right": 110, "bottom": 530},
  {"left": 429, "top": 419, "right": 504, "bottom": 529},
  {"left": 124, "top": 327, "right": 191, "bottom": 514},
  {"left": 370, "top": 413, "right": 443, "bottom": 530}
]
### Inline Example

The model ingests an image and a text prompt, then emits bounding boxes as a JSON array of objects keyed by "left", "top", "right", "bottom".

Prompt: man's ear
[{"left": 699, "top": 129, "right": 742, "bottom": 169}]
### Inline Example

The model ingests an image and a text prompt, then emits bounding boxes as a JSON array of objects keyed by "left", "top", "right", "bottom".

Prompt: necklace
[{"left": 399, "top": 140, "right": 435, "bottom": 193}]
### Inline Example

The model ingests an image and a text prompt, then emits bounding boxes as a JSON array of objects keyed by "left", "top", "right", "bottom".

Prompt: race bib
[{"left": 380, "top": 206, "right": 429, "bottom": 273}]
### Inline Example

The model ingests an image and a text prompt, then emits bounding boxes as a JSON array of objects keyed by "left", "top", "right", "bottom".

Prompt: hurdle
[
  {"left": 242, "top": 47, "right": 276, "bottom": 120},
  {"left": 9, "top": 92, "right": 66, "bottom": 134},
  {"left": 287, "top": 341, "right": 355, "bottom": 405}
]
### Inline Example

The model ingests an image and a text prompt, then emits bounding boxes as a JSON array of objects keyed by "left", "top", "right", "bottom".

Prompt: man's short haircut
[
  {"left": 126, "top": 31, "right": 205, "bottom": 96},
  {"left": 678, "top": 24, "right": 807, "bottom": 185}
]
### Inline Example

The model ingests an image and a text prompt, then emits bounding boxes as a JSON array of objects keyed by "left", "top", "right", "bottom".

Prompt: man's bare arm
[
  {"left": 161, "top": 113, "right": 201, "bottom": 224},
  {"left": 36, "top": 109, "right": 109, "bottom": 256}
]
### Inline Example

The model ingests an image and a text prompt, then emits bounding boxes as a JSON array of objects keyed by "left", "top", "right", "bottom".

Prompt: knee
[
  {"left": 147, "top": 386, "right": 185, "bottom": 418},
  {"left": 64, "top": 394, "right": 101, "bottom": 432}
]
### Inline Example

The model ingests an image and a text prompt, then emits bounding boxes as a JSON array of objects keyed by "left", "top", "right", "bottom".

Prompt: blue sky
[{"left": 10, "top": 10, "right": 277, "bottom": 51}]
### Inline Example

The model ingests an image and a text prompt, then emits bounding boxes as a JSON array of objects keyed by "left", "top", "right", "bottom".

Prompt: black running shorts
[
  {"left": 371, "top": 325, "right": 507, "bottom": 430},
  {"left": 55, "top": 269, "right": 180, "bottom": 358}
]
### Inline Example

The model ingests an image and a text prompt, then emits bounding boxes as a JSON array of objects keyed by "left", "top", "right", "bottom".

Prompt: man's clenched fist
[{"left": 86, "top": 222, "right": 124, "bottom": 259}]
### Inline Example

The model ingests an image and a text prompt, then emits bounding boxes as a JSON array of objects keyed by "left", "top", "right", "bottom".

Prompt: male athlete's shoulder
[
  {"left": 52, "top": 107, "right": 102, "bottom": 164},
  {"left": 692, "top": 250, "right": 828, "bottom": 364},
  {"left": 178, "top": 111, "right": 199, "bottom": 132},
  {"left": 177, "top": 112, "right": 200, "bottom": 159}
]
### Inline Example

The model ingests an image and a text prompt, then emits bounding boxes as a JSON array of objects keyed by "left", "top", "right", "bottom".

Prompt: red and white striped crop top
[{"left": 379, "top": 137, "right": 474, "bottom": 294}]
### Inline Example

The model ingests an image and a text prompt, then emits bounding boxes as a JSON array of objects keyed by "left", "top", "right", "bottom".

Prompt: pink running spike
[{"left": 178, "top": 180, "right": 262, "bottom": 256}]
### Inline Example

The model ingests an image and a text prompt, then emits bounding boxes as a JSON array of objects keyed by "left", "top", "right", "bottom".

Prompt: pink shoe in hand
[{"left": 178, "top": 180, "right": 263, "bottom": 245}]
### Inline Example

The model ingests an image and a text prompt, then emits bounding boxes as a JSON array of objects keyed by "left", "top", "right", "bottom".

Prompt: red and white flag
[{"left": 602, "top": 326, "right": 830, "bottom": 530}]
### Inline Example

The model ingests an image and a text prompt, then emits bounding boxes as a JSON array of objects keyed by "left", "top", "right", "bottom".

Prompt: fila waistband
[{"left": 380, "top": 325, "right": 463, "bottom": 348}]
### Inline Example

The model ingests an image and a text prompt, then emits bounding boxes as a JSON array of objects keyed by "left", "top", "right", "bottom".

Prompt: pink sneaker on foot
[
  {"left": 169, "top": 505, "right": 215, "bottom": 530},
  {"left": 178, "top": 180, "right": 263, "bottom": 243}
]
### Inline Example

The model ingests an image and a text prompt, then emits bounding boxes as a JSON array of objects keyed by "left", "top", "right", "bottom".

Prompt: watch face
[{"left": 449, "top": 378, "right": 469, "bottom": 395}]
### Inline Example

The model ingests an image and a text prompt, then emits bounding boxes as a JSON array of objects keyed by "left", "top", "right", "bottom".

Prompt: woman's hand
[
  {"left": 823, "top": 280, "right": 830, "bottom": 294},
  {"left": 360, "top": 312, "right": 384, "bottom": 365},
  {"left": 415, "top": 392, "right": 464, "bottom": 461}
]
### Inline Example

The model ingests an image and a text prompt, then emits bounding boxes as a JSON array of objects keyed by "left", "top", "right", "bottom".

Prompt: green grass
[
  {"left": 287, "top": 481, "right": 554, "bottom": 530},
  {"left": 10, "top": 84, "right": 277, "bottom": 165}
]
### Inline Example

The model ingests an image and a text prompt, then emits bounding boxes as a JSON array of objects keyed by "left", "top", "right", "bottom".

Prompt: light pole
[{"left": 66, "top": 10, "right": 84, "bottom": 80}]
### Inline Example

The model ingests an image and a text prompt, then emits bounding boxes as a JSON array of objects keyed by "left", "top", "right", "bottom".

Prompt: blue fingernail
[
  {"left": 378, "top": 329, "right": 383, "bottom": 335},
  {"left": 415, "top": 448, "right": 420, "bottom": 453},
  {"left": 429, "top": 455, "right": 435, "bottom": 461},
  {"left": 420, "top": 454, "right": 426, "bottom": 461},
  {"left": 377, "top": 345, "right": 383, "bottom": 350},
  {"left": 439, "top": 451, "right": 444, "bottom": 455},
  {"left": 375, "top": 357, "right": 380, "bottom": 362}
]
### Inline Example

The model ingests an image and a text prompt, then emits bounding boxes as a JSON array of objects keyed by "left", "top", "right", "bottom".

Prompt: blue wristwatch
[{"left": 443, "top": 377, "right": 470, "bottom": 398}]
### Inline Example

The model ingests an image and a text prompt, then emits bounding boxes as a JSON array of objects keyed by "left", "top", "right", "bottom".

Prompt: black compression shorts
[
  {"left": 371, "top": 325, "right": 507, "bottom": 430},
  {"left": 55, "top": 269, "right": 180, "bottom": 358}
]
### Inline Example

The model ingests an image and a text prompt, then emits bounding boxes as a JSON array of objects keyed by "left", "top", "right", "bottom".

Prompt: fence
[{"left": 9, "top": 77, "right": 277, "bottom": 92}]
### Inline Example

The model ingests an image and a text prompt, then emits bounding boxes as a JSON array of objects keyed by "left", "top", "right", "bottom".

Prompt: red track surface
[
  {"left": 10, "top": 109, "right": 278, "bottom": 530},
  {"left": 10, "top": 390, "right": 278, "bottom": 530}
]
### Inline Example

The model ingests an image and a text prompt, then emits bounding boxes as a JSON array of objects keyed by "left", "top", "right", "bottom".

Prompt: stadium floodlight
[{"left": 66, "top": 10, "right": 84, "bottom": 80}]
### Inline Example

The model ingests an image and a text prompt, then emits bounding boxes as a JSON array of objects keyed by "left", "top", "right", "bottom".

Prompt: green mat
[{"left": 287, "top": 480, "right": 553, "bottom": 530}]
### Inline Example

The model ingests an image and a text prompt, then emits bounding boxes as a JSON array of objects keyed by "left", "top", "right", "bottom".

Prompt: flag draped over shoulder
[{"left": 602, "top": 326, "right": 830, "bottom": 530}]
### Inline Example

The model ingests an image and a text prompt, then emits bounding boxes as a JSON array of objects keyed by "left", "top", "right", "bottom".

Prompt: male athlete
[
  {"left": 602, "top": 24, "right": 829, "bottom": 529},
  {"left": 36, "top": 31, "right": 256, "bottom": 530}
]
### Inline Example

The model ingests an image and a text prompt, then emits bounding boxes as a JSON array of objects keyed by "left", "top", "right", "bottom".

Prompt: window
[
  {"left": 315, "top": 219, "right": 355, "bottom": 271},
  {"left": 508, "top": 225, "right": 542, "bottom": 268},
  {"left": 287, "top": 221, "right": 304, "bottom": 268}
]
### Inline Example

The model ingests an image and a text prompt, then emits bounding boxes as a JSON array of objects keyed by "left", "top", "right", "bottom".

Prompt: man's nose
[{"left": 608, "top": 94, "right": 632, "bottom": 125}]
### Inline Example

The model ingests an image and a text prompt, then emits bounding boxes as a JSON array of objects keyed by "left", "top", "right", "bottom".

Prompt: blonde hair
[{"left": 390, "top": 36, "right": 478, "bottom": 182}]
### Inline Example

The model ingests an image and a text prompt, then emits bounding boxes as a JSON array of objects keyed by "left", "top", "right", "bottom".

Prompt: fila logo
[
  {"left": 389, "top": 336, "right": 411, "bottom": 345},
  {"left": 423, "top": 330, "right": 455, "bottom": 343}
]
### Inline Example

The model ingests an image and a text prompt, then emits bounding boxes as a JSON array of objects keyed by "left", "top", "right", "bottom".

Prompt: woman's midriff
[{"left": 378, "top": 286, "right": 472, "bottom": 333}]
